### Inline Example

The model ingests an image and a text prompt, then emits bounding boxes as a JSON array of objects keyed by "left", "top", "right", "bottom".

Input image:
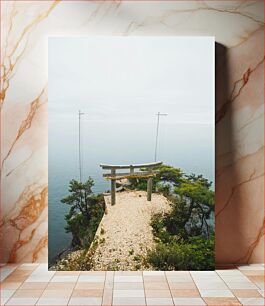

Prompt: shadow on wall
[
  {"left": 214, "top": 42, "right": 256, "bottom": 264},
  {"left": 215, "top": 43, "right": 235, "bottom": 263},
  {"left": 215, "top": 42, "right": 230, "bottom": 264}
]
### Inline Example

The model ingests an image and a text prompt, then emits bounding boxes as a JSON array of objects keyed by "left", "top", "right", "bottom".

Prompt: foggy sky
[{"left": 49, "top": 37, "right": 214, "bottom": 125}]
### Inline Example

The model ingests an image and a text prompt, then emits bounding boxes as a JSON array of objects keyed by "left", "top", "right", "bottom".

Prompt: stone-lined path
[{"left": 91, "top": 190, "right": 170, "bottom": 270}]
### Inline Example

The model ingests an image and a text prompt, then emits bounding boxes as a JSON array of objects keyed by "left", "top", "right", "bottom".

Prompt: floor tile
[
  {"left": 12, "top": 271, "right": 34, "bottom": 278},
  {"left": 36, "top": 298, "right": 69, "bottom": 305},
  {"left": 19, "top": 282, "right": 48, "bottom": 290},
  {"left": 0, "top": 266, "right": 19, "bottom": 281},
  {"left": 114, "top": 276, "right": 143, "bottom": 283},
  {"left": 30, "top": 268, "right": 54, "bottom": 276},
  {"left": 6, "top": 297, "right": 38, "bottom": 305},
  {"left": 25, "top": 276, "right": 54, "bottom": 283},
  {"left": 143, "top": 271, "right": 165, "bottom": 276},
  {"left": 167, "top": 276, "right": 193, "bottom": 283},
  {"left": 104, "top": 272, "right": 114, "bottom": 289},
  {"left": 144, "top": 282, "right": 169, "bottom": 290},
  {"left": 1, "top": 297, "right": 10, "bottom": 305},
  {"left": 191, "top": 271, "right": 217, "bottom": 277},
  {"left": 0, "top": 289, "right": 15, "bottom": 299},
  {"left": 75, "top": 282, "right": 104, "bottom": 290},
  {"left": 169, "top": 282, "right": 197, "bottom": 289},
  {"left": 203, "top": 297, "right": 241, "bottom": 305},
  {"left": 115, "top": 271, "right": 142, "bottom": 276},
  {"left": 219, "top": 275, "right": 251, "bottom": 282},
  {"left": 18, "top": 264, "right": 39, "bottom": 270},
  {"left": 258, "top": 289, "right": 264, "bottom": 297},
  {"left": 238, "top": 297, "right": 265, "bottom": 305},
  {"left": 3, "top": 275, "right": 28, "bottom": 283},
  {"left": 199, "top": 289, "right": 234, "bottom": 297},
  {"left": 170, "top": 289, "right": 200, "bottom": 297},
  {"left": 237, "top": 264, "right": 264, "bottom": 271},
  {"left": 0, "top": 264, "right": 19, "bottom": 268},
  {"left": 0, "top": 290, "right": 15, "bottom": 305},
  {"left": 255, "top": 282, "right": 264, "bottom": 290},
  {"left": 165, "top": 271, "right": 190, "bottom": 276},
  {"left": 1, "top": 263, "right": 264, "bottom": 305},
  {"left": 50, "top": 275, "right": 78, "bottom": 282},
  {"left": 40, "top": 289, "right": 72, "bottom": 298},
  {"left": 80, "top": 271, "right": 106, "bottom": 275},
  {"left": 232, "top": 289, "right": 262, "bottom": 298},
  {"left": 105, "top": 271, "right": 115, "bottom": 278},
  {"left": 0, "top": 282, "right": 22, "bottom": 290},
  {"left": 114, "top": 282, "right": 144, "bottom": 290},
  {"left": 12, "top": 289, "right": 44, "bottom": 298},
  {"left": 192, "top": 276, "right": 223, "bottom": 281},
  {"left": 216, "top": 269, "right": 244, "bottom": 276},
  {"left": 247, "top": 275, "right": 264, "bottom": 282},
  {"left": 195, "top": 282, "right": 228, "bottom": 290},
  {"left": 112, "top": 296, "right": 146, "bottom": 305},
  {"left": 113, "top": 289, "right": 145, "bottom": 297},
  {"left": 28, "top": 269, "right": 54, "bottom": 275},
  {"left": 145, "top": 290, "right": 172, "bottom": 298},
  {"left": 240, "top": 270, "right": 264, "bottom": 276},
  {"left": 144, "top": 276, "right": 167, "bottom": 282},
  {"left": 146, "top": 297, "right": 174, "bottom": 305},
  {"left": 225, "top": 282, "right": 258, "bottom": 289},
  {"left": 102, "top": 289, "right": 112, "bottom": 306},
  {"left": 193, "top": 278, "right": 225, "bottom": 283},
  {"left": 68, "top": 297, "right": 102, "bottom": 305},
  {"left": 173, "top": 297, "right": 206, "bottom": 305},
  {"left": 71, "top": 289, "right": 103, "bottom": 297},
  {"left": 78, "top": 275, "right": 105, "bottom": 282},
  {"left": 55, "top": 271, "right": 80, "bottom": 275},
  {"left": 104, "top": 279, "right": 114, "bottom": 290},
  {"left": 45, "top": 282, "right": 76, "bottom": 290},
  {"left": 38, "top": 264, "right": 49, "bottom": 270}
]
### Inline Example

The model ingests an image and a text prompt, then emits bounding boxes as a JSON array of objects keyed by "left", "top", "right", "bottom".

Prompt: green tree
[
  {"left": 128, "top": 164, "right": 183, "bottom": 191},
  {"left": 61, "top": 178, "right": 95, "bottom": 219},
  {"left": 146, "top": 167, "right": 215, "bottom": 270},
  {"left": 61, "top": 178, "right": 104, "bottom": 248},
  {"left": 147, "top": 235, "right": 215, "bottom": 270},
  {"left": 174, "top": 175, "right": 214, "bottom": 238},
  {"left": 155, "top": 165, "right": 183, "bottom": 187}
]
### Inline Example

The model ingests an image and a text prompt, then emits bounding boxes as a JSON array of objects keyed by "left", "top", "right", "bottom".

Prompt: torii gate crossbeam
[{"left": 100, "top": 162, "right": 162, "bottom": 205}]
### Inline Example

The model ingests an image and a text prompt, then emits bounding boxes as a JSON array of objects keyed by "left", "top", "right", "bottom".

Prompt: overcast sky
[{"left": 49, "top": 36, "right": 214, "bottom": 125}]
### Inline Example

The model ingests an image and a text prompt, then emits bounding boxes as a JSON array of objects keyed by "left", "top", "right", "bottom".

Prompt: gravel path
[{"left": 91, "top": 190, "right": 170, "bottom": 270}]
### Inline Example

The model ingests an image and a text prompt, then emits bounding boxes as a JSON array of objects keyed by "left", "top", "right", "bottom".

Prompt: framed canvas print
[{"left": 48, "top": 37, "right": 214, "bottom": 271}]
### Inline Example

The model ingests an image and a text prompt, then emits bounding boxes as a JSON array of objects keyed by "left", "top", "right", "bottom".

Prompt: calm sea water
[{"left": 48, "top": 118, "right": 214, "bottom": 263}]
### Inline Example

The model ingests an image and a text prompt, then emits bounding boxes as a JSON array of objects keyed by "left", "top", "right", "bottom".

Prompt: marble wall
[{"left": 0, "top": 1, "right": 264, "bottom": 263}]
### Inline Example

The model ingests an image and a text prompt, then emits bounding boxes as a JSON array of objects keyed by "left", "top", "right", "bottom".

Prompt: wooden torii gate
[{"left": 100, "top": 162, "right": 162, "bottom": 205}]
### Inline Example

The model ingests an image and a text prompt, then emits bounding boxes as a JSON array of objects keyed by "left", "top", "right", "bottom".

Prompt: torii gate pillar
[
  {"left": 147, "top": 178, "right": 153, "bottom": 201},
  {"left": 111, "top": 169, "right": 116, "bottom": 205}
]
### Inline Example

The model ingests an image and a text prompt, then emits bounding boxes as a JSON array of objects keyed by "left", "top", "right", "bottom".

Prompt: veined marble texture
[{"left": 0, "top": 1, "right": 264, "bottom": 263}]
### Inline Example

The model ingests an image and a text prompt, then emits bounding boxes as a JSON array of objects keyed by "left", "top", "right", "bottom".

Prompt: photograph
[{"left": 48, "top": 36, "right": 215, "bottom": 271}]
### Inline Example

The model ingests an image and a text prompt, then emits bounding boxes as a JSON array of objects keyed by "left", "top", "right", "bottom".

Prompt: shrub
[
  {"left": 62, "top": 179, "right": 105, "bottom": 249},
  {"left": 151, "top": 213, "right": 172, "bottom": 243},
  {"left": 128, "top": 165, "right": 183, "bottom": 191},
  {"left": 156, "top": 183, "right": 171, "bottom": 197},
  {"left": 144, "top": 166, "right": 215, "bottom": 271},
  {"left": 147, "top": 235, "right": 215, "bottom": 270},
  {"left": 128, "top": 178, "right": 148, "bottom": 191}
]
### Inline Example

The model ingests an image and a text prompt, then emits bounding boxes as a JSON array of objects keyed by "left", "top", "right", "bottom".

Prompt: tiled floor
[{"left": 0, "top": 264, "right": 264, "bottom": 305}]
